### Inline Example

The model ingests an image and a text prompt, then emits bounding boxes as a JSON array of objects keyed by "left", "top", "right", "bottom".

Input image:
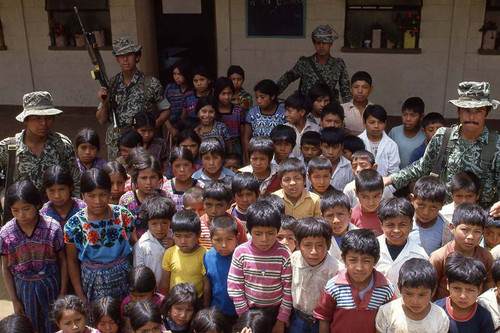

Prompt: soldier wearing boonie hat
[{"left": 112, "top": 36, "right": 142, "bottom": 56}]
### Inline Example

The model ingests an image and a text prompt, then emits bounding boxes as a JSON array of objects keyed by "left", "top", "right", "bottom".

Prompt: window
[{"left": 479, "top": 0, "right": 500, "bottom": 54}]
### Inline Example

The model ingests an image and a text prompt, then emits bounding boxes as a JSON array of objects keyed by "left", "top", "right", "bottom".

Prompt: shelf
[
  {"left": 341, "top": 46, "right": 421, "bottom": 54},
  {"left": 48, "top": 45, "right": 112, "bottom": 50},
  {"left": 478, "top": 49, "right": 500, "bottom": 55}
]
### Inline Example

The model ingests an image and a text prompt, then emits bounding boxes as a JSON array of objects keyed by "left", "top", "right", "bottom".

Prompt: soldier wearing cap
[
  {"left": 385, "top": 81, "right": 500, "bottom": 207},
  {"left": 97, "top": 36, "right": 171, "bottom": 160},
  {"left": 0, "top": 91, "right": 81, "bottom": 195},
  {"left": 277, "top": 24, "right": 352, "bottom": 103}
]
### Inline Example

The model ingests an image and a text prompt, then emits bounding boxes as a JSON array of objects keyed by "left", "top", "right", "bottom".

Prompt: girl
[
  {"left": 116, "top": 130, "right": 144, "bottom": 166},
  {"left": 92, "top": 296, "right": 122, "bottom": 333},
  {"left": 119, "top": 155, "right": 169, "bottom": 238},
  {"left": 214, "top": 77, "right": 245, "bottom": 156},
  {"left": 191, "top": 307, "right": 227, "bottom": 333},
  {"left": 0, "top": 181, "right": 67, "bottom": 333},
  {"left": 0, "top": 314, "right": 35, "bottom": 333},
  {"left": 227, "top": 65, "right": 253, "bottom": 113},
  {"left": 41, "top": 165, "right": 86, "bottom": 229},
  {"left": 308, "top": 83, "right": 333, "bottom": 125},
  {"left": 161, "top": 283, "right": 198, "bottom": 333},
  {"left": 181, "top": 66, "right": 212, "bottom": 119},
  {"left": 64, "top": 169, "right": 136, "bottom": 309},
  {"left": 194, "top": 96, "right": 233, "bottom": 153},
  {"left": 178, "top": 129, "right": 202, "bottom": 171},
  {"left": 164, "top": 147, "right": 204, "bottom": 211},
  {"left": 123, "top": 147, "right": 168, "bottom": 192},
  {"left": 102, "top": 161, "right": 128, "bottom": 205},
  {"left": 53, "top": 295, "right": 100, "bottom": 333},
  {"left": 130, "top": 300, "right": 165, "bottom": 333},
  {"left": 232, "top": 309, "right": 272, "bottom": 333},
  {"left": 165, "top": 60, "right": 193, "bottom": 132},
  {"left": 133, "top": 111, "right": 169, "bottom": 168},
  {"left": 75, "top": 128, "right": 107, "bottom": 172}
]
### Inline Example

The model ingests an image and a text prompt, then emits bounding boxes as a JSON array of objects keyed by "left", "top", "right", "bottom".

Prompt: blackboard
[{"left": 246, "top": 0, "right": 306, "bottom": 38}]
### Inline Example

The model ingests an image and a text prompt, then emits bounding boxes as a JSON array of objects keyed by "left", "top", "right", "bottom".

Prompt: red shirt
[{"left": 350, "top": 205, "right": 383, "bottom": 236}]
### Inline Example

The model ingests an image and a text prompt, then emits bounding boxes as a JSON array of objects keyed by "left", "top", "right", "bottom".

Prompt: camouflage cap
[
  {"left": 16, "top": 91, "right": 63, "bottom": 122},
  {"left": 449, "top": 81, "right": 499, "bottom": 109},
  {"left": 311, "top": 25, "right": 338, "bottom": 43},
  {"left": 112, "top": 36, "right": 141, "bottom": 56}
]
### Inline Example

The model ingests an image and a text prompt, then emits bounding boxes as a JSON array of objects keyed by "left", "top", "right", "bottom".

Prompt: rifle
[{"left": 74, "top": 6, "right": 119, "bottom": 128}]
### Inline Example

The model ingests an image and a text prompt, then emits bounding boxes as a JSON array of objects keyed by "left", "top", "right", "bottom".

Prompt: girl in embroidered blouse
[{"left": 75, "top": 128, "right": 107, "bottom": 172}]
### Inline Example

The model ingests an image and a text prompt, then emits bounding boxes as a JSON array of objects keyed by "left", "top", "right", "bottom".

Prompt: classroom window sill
[
  {"left": 341, "top": 46, "right": 421, "bottom": 54},
  {"left": 478, "top": 49, "right": 500, "bottom": 55}
]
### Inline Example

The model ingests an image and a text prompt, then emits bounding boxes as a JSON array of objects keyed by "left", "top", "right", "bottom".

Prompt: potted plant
[
  {"left": 49, "top": 19, "right": 68, "bottom": 47},
  {"left": 371, "top": 23, "right": 383, "bottom": 49},
  {"left": 480, "top": 21, "right": 498, "bottom": 50},
  {"left": 393, "top": 12, "right": 420, "bottom": 49}
]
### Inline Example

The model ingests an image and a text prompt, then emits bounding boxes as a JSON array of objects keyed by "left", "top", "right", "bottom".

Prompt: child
[
  {"left": 409, "top": 112, "right": 445, "bottom": 164},
  {"left": 299, "top": 131, "right": 321, "bottom": 166},
  {"left": 194, "top": 96, "right": 233, "bottom": 152},
  {"left": 350, "top": 169, "right": 384, "bottom": 236},
  {"left": 133, "top": 111, "right": 168, "bottom": 168},
  {"left": 409, "top": 175, "right": 452, "bottom": 256},
  {"left": 430, "top": 203, "right": 494, "bottom": 300},
  {"left": 75, "top": 128, "right": 107, "bottom": 172},
  {"left": 0, "top": 181, "right": 67, "bottom": 333},
  {"left": 182, "top": 187, "right": 205, "bottom": 217},
  {"left": 435, "top": 253, "right": 494, "bottom": 332},
  {"left": 129, "top": 300, "right": 164, "bottom": 333},
  {"left": 308, "top": 156, "right": 336, "bottom": 198},
  {"left": 161, "top": 283, "right": 198, "bottom": 333},
  {"left": 160, "top": 210, "right": 207, "bottom": 297},
  {"left": 273, "top": 158, "right": 322, "bottom": 219},
  {"left": 116, "top": 130, "right": 143, "bottom": 166},
  {"left": 231, "top": 172, "right": 259, "bottom": 223},
  {"left": 227, "top": 201, "right": 292, "bottom": 332},
  {"left": 232, "top": 309, "right": 273, "bottom": 333},
  {"left": 200, "top": 180, "right": 248, "bottom": 250},
  {"left": 440, "top": 171, "right": 481, "bottom": 225},
  {"left": 277, "top": 215, "right": 298, "bottom": 252},
  {"left": 53, "top": 295, "right": 100, "bottom": 333},
  {"left": 182, "top": 65, "right": 212, "bottom": 119},
  {"left": 41, "top": 165, "right": 86, "bottom": 228},
  {"left": 307, "top": 82, "right": 333, "bottom": 126},
  {"left": 203, "top": 216, "right": 239, "bottom": 319},
  {"left": 224, "top": 153, "right": 243, "bottom": 174},
  {"left": 342, "top": 71, "right": 374, "bottom": 136},
  {"left": 0, "top": 314, "right": 35, "bottom": 333},
  {"left": 133, "top": 193, "right": 176, "bottom": 284},
  {"left": 178, "top": 128, "right": 203, "bottom": 171},
  {"left": 91, "top": 296, "right": 122, "bottom": 333},
  {"left": 227, "top": 65, "right": 253, "bottom": 113},
  {"left": 102, "top": 161, "right": 128, "bottom": 205},
  {"left": 483, "top": 215, "right": 500, "bottom": 250},
  {"left": 375, "top": 258, "right": 450, "bottom": 332},
  {"left": 313, "top": 229, "right": 395, "bottom": 332},
  {"left": 358, "top": 105, "right": 400, "bottom": 177},
  {"left": 388, "top": 97, "right": 426, "bottom": 168},
  {"left": 191, "top": 307, "right": 227, "bottom": 333},
  {"left": 257, "top": 193, "right": 286, "bottom": 215},
  {"left": 239, "top": 136, "right": 281, "bottom": 195},
  {"left": 165, "top": 59, "right": 192, "bottom": 128},
  {"left": 192, "top": 138, "right": 235, "bottom": 186},
  {"left": 320, "top": 127, "right": 354, "bottom": 191},
  {"left": 342, "top": 135, "right": 366, "bottom": 161},
  {"left": 320, "top": 102, "right": 345, "bottom": 129},
  {"left": 375, "top": 197, "right": 428, "bottom": 296},
  {"left": 477, "top": 258, "right": 500, "bottom": 331},
  {"left": 270, "top": 124, "right": 297, "bottom": 165},
  {"left": 284, "top": 92, "right": 321, "bottom": 158},
  {"left": 290, "top": 217, "right": 338, "bottom": 333}
]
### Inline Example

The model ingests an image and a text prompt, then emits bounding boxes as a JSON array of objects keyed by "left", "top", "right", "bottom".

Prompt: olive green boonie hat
[
  {"left": 311, "top": 25, "right": 338, "bottom": 43},
  {"left": 449, "top": 81, "right": 499, "bottom": 109},
  {"left": 112, "top": 36, "right": 141, "bottom": 56},
  {"left": 16, "top": 91, "right": 63, "bottom": 122}
]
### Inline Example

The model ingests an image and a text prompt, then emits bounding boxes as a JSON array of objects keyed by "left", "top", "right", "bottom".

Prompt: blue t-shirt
[
  {"left": 435, "top": 297, "right": 494, "bottom": 333},
  {"left": 388, "top": 125, "right": 426, "bottom": 168},
  {"left": 409, "top": 141, "right": 427, "bottom": 165},
  {"left": 203, "top": 248, "right": 237, "bottom": 316},
  {"left": 333, "top": 235, "right": 343, "bottom": 249},
  {"left": 408, "top": 216, "right": 444, "bottom": 256}
]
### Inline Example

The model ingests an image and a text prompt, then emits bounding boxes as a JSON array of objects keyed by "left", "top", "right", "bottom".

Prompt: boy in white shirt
[
  {"left": 440, "top": 171, "right": 481, "bottom": 225},
  {"left": 477, "top": 258, "right": 500, "bottom": 331}
]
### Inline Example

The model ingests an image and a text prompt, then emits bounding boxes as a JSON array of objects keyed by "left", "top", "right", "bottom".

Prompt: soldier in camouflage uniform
[
  {"left": 97, "top": 36, "right": 171, "bottom": 160},
  {"left": 0, "top": 91, "right": 81, "bottom": 195},
  {"left": 277, "top": 25, "right": 352, "bottom": 103},
  {"left": 385, "top": 82, "right": 500, "bottom": 208}
]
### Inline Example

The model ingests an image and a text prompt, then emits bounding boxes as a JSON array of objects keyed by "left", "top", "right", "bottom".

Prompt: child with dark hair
[
  {"left": 342, "top": 135, "right": 365, "bottom": 160},
  {"left": 257, "top": 193, "right": 286, "bottom": 215},
  {"left": 299, "top": 131, "right": 321, "bottom": 167},
  {"left": 178, "top": 128, "right": 203, "bottom": 171},
  {"left": 351, "top": 169, "right": 384, "bottom": 236},
  {"left": 102, "top": 161, "right": 128, "bottom": 205},
  {"left": 165, "top": 59, "right": 192, "bottom": 127},
  {"left": 224, "top": 153, "right": 243, "bottom": 174},
  {"left": 376, "top": 258, "right": 449, "bottom": 332},
  {"left": 440, "top": 171, "right": 481, "bottom": 226},
  {"left": 277, "top": 215, "right": 298, "bottom": 253},
  {"left": 227, "top": 65, "right": 253, "bottom": 113},
  {"left": 358, "top": 104, "right": 400, "bottom": 177},
  {"left": 75, "top": 127, "right": 107, "bottom": 172},
  {"left": 313, "top": 229, "right": 395, "bottom": 332},
  {"left": 228, "top": 201, "right": 292, "bottom": 332},
  {"left": 270, "top": 124, "right": 297, "bottom": 165},
  {"left": 430, "top": 203, "right": 494, "bottom": 300},
  {"left": 91, "top": 296, "right": 122, "bottom": 333},
  {"left": 307, "top": 156, "right": 336, "bottom": 197},
  {"left": 0, "top": 314, "right": 35, "bottom": 333},
  {"left": 435, "top": 253, "right": 494, "bottom": 332},
  {"left": 342, "top": 71, "right": 374, "bottom": 136},
  {"left": 320, "top": 102, "right": 345, "bottom": 129},
  {"left": 307, "top": 82, "right": 333, "bottom": 125},
  {"left": 483, "top": 215, "right": 500, "bottom": 251},
  {"left": 290, "top": 217, "right": 338, "bottom": 333},
  {"left": 320, "top": 127, "right": 354, "bottom": 191},
  {"left": 129, "top": 300, "right": 163, "bottom": 333},
  {"left": 133, "top": 111, "right": 168, "bottom": 169},
  {"left": 194, "top": 96, "right": 232, "bottom": 152},
  {"left": 182, "top": 187, "right": 205, "bottom": 217},
  {"left": 161, "top": 283, "right": 198, "bottom": 332},
  {"left": 193, "top": 138, "right": 235, "bottom": 185},
  {"left": 53, "top": 295, "right": 100, "bottom": 333},
  {"left": 181, "top": 65, "right": 212, "bottom": 119},
  {"left": 409, "top": 112, "right": 445, "bottom": 164},
  {"left": 191, "top": 307, "right": 228, "bottom": 333},
  {"left": 477, "top": 258, "right": 500, "bottom": 331},
  {"left": 231, "top": 308, "right": 273, "bottom": 333},
  {"left": 117, "top": 129, "right": 143, "bottom": 166},
  {"left": 230, "top": 172, "right": 259, "bottom": 223}
]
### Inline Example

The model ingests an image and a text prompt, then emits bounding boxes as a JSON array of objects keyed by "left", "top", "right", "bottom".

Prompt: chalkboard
[{"left": 246, "top": 0, "right": 306, "bottom": 38}]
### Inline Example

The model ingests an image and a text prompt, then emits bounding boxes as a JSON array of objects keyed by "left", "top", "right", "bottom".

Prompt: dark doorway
[{"left": 154, "top": 0, "right": 217, "bottom": 86}]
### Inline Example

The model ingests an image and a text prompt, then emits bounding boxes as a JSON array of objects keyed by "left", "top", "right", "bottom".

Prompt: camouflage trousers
[{"left": 105, "top": 125, "right": 133, "bottom": 161}]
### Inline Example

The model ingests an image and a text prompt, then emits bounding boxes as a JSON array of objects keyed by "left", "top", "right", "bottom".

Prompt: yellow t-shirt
[{"left": 162, "top": 245, "right": 207, "bottom": 297}]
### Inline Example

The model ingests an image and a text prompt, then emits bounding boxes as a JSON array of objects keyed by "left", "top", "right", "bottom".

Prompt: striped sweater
[
  {"left": 199, "top": 214, "right": 248, "bottom": 250},
  {"left": 227, "top": 240, "right": 292, "bottom": 323}
]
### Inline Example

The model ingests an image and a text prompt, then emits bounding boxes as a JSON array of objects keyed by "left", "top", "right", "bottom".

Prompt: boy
[
  {"left": 409, "top": 176, "right": 452, "bottom": 256},
  {"left": 320, "top": 127, "right": 354, "bottom": 191},
  {"left": 224, "top": 153, "right": 243, "bottom": 174},
  {"left": 358, "top": 105, "right": 400, "bottom": 177},
  {"left": 483, "top": 215, "right": 500, "bottom": 250},
  {"left": 409, "top": 112, "right": 445, "bottom": 164},
  {"left": 203, "top": 215, "right": 239, "bottom": 319},
  {"left": 258, "top": 193, "right": 286, "bottom": 215},
  {"left": 388, "top": 97, "right": 426, "bottom": 168},
  {"left": 342, "top": 71, "right": 374, "bottom": 136},
  {"left": 200, "top": 180, "right": 248, "bottom": 250},
  {"left": 133, "top": 193, "right": 177, "bottom": 284},
  {"left": 231, "top": 172, "right": 259, "bottom": 223},
  {"left": 160, "top": 210, "right": 207, "bottom": 297},
  {"left": 193, "top": 138, "right": 235, "bottom": 185},
  {"left": 477, "top": 258, "right": 500, "bottom": 331},
  {"left": 299, "top": 131, "right": 321, "bottom": 167},
  {"left": 277, "top": 215, "right": 298, "bottom": 253},
  {"left": 313, "top": 229, "right": 395, "bottom": 333},
  {"left": 284, "top": 92, "right": 321, "bottom": 158},
  {"left": 430, "top": 203, "right": 494, "bottom": 300},
  {"left": 351, "top": 169, "right": 384, "bottom": 236},
  {"left": 270, "top": 124, "right": 296, "bottom": 166},
  {"left": 320, "top": 103, "right": 345, "bottom": 129},
  {"left": 307, "top": 82, "right": 333, "bottom": 125},
  {"left": 182, "top": 187, "right": 205, "bottom": 217},
  {"left": 375, "top": 197, "right": 428, "bottom": 296},
  {"left": 228, "top": 201, "right": 292, "bottom": 332},
  {"left": 308, "top": 156, "right": 336, "bottom": 197},
  {"left": 440, "top": 171, "right": 481, "bottom": 225},
  {"left": 435, "top": 253, "right": 494, "bottom": 332},
  {"left": 290, "top": 217, "right": 338, "bottom": 332},
  {"left": 342, "top": 135, "right": 365, "bottom": 161},
  {"left": 375, "top": 258, "right": 450, "bottom": 332},
  {"left": 273, "top": 158, "right": 322, "bottom": 219}
]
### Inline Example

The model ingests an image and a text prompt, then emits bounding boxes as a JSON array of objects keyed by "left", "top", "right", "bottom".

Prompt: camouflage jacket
[
  {"left": 390, "top": 125, "right": 500, "bottom": 207},
  {"left": 277, "top": 54, "right": 352, "bottom": 103},
  {"left": 0, "top": 130, "right": 80, "bottom": 195}
]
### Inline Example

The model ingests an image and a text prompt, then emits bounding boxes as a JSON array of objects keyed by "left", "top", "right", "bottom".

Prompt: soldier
[
  {"left": 96, "top": 36, "right": 171, "bottom": 160},
  {"left": 384, "top": 81, "right": 500, "bottom": 208},
  {"left": 276, "top": 24, "right": 352, "bottom": 103}
]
